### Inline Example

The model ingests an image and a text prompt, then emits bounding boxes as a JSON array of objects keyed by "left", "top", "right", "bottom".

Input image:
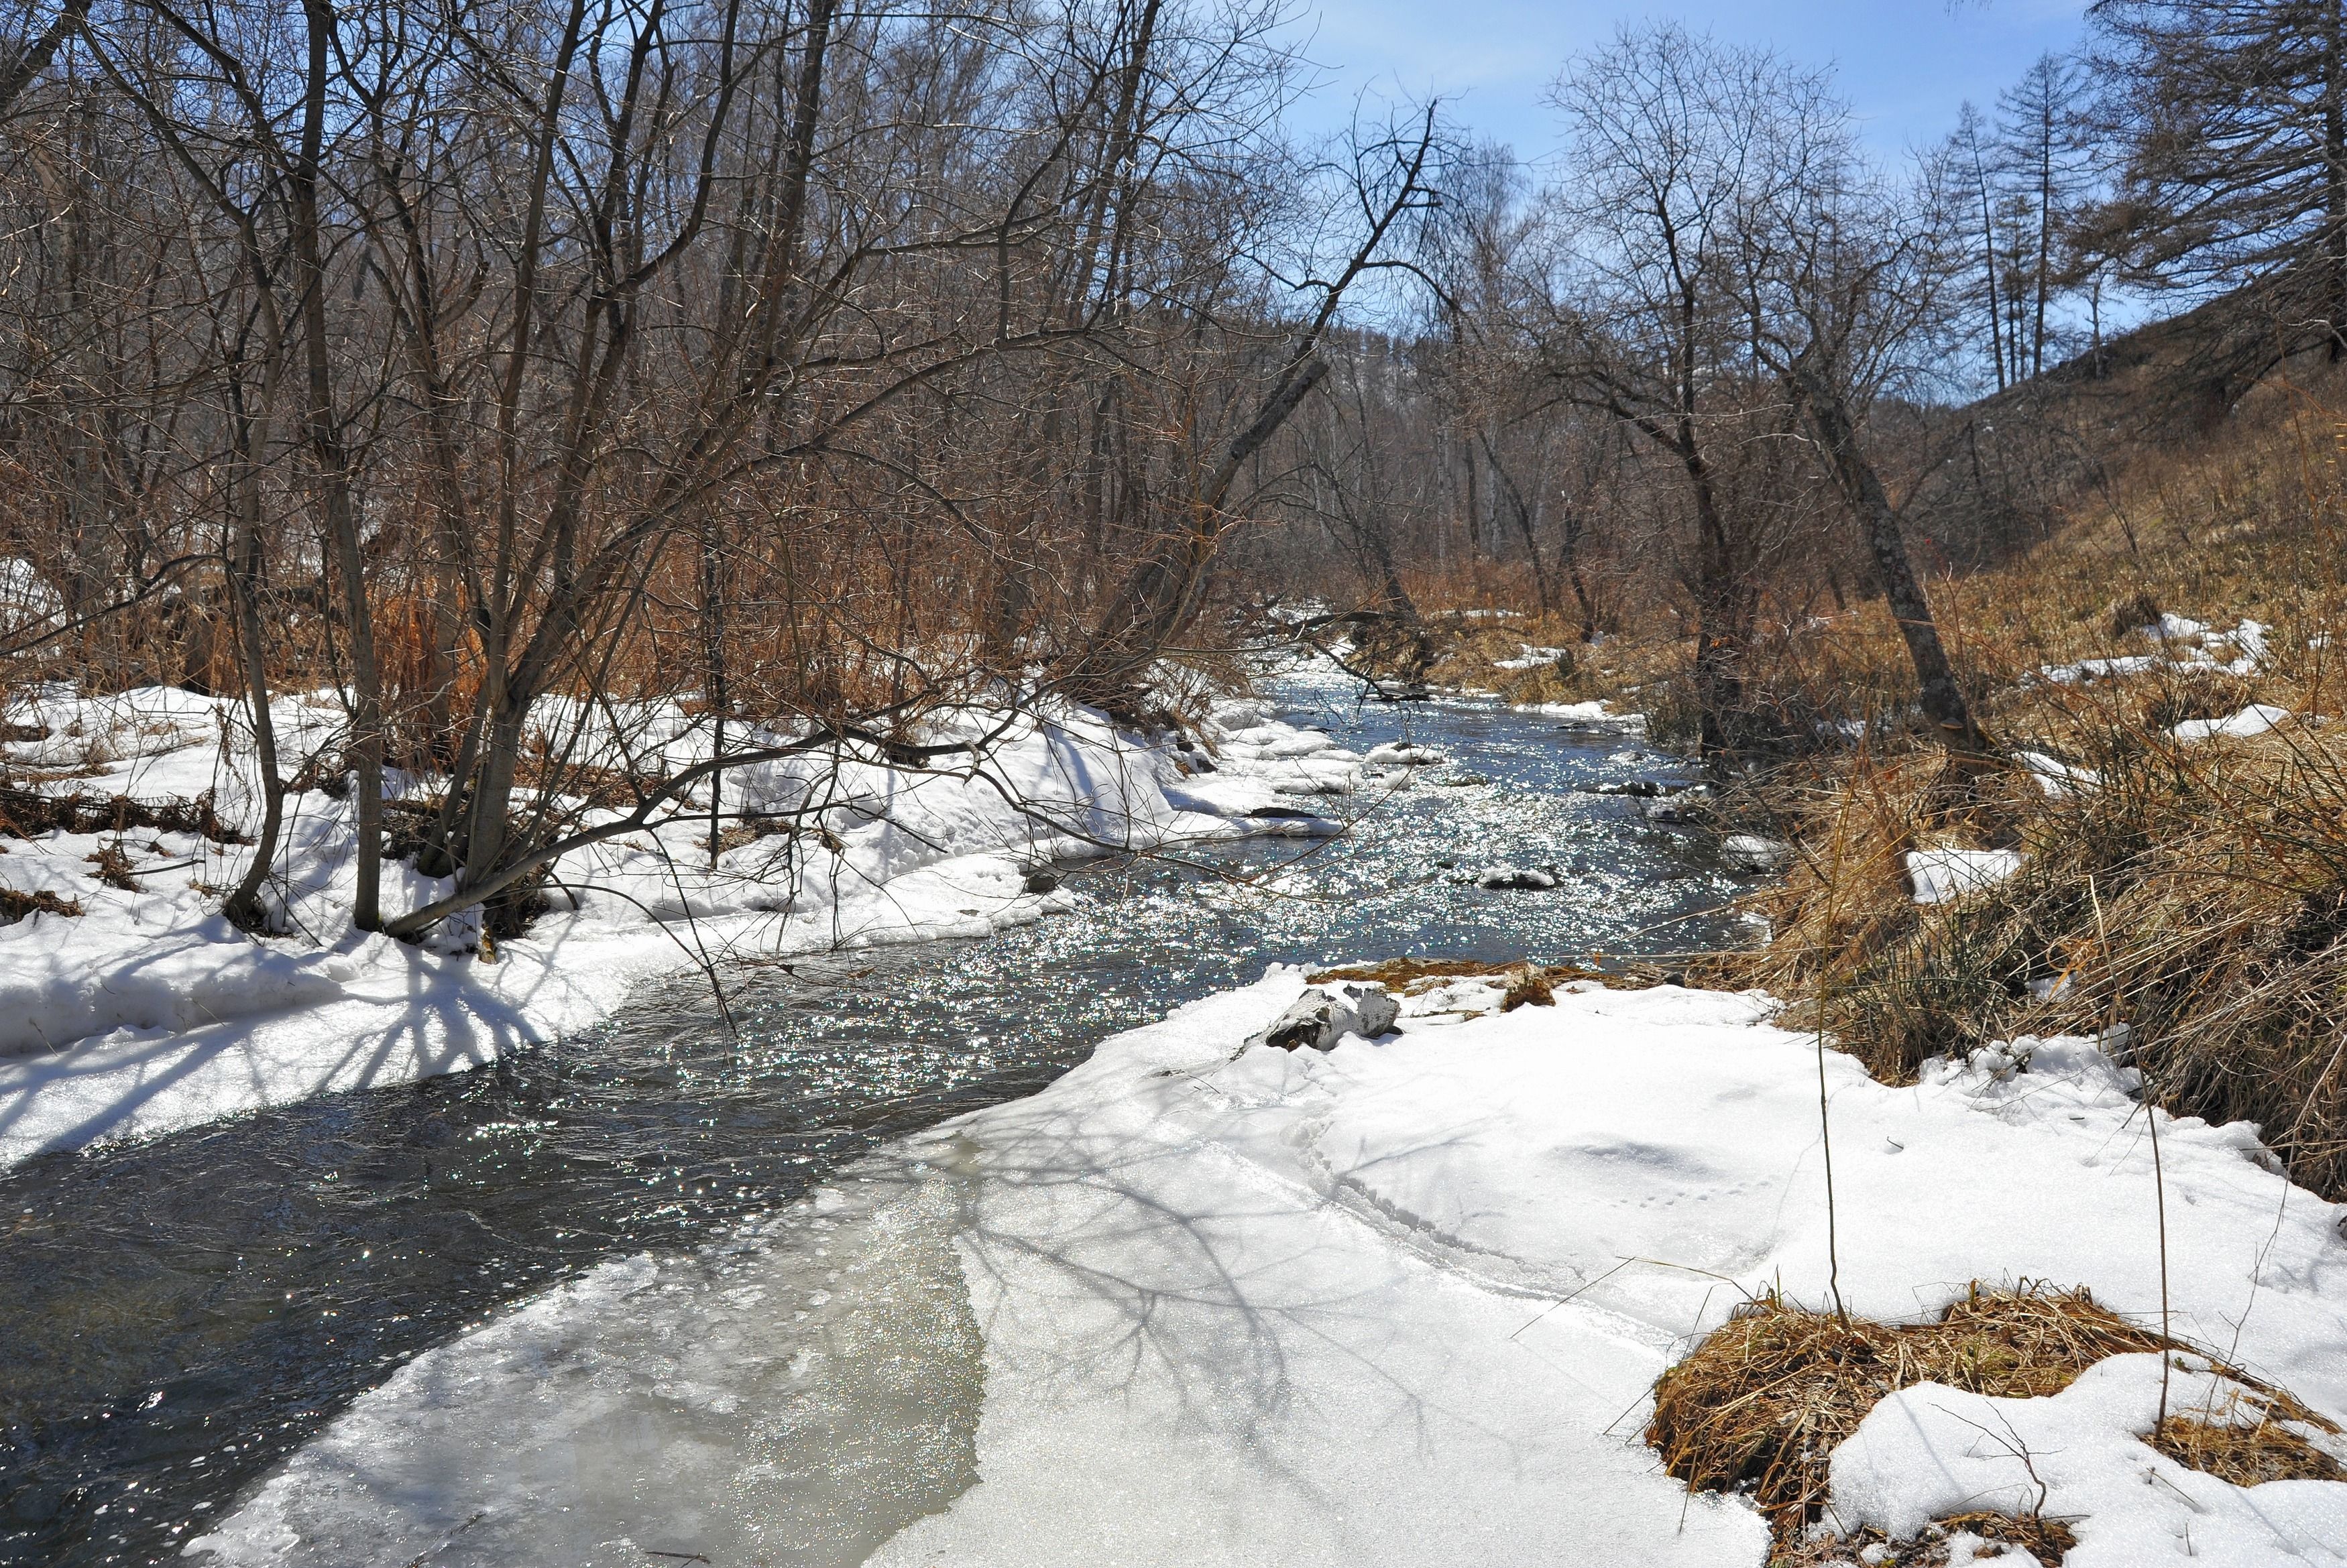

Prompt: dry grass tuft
[
  {"left": 84, "top": 841, "right": 135, "bottom": 890},
  {"left": 1770, "top": 1512, "right": 2078, "bottom": 1568},
  {"left": 1307, "top": 956, "right": 1524, "bottom": 989},
  {"left": 1646, "top": 1283, "right": 2338, "bottom": 1557},
  {"left": 1662, "top": 1286, "right": 2338, "bottom": 1558},
  {"left": 1304, "top": 957, "right": 1655, "bottom": 997},
  {"left": 1926, "top": 1512, "right": 2079, "bottom": 1567},
  {"left": 1499, "top": 967, "right": 1556, "bottom": 1010},
  {"left": 1650, "top": 1285, "right": 2163, "bottom": 1549},
  {"left": 2106, "top": 587, "right": 2165, "bottom": 640},
  {"left": 2149, "top": 1410, "right": 2345, "bottom": 1488},
  {"left": 0, "top": 886, "right": 80, "bottom": 923}
]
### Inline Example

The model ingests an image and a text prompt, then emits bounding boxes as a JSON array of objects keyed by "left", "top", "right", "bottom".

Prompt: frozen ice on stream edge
[
  {"left": 0, "top": 686, "right": 1380, "bottom": 1166},
  {"left": 191, "top": 974, "right": 2347, "bottom": 1566}
]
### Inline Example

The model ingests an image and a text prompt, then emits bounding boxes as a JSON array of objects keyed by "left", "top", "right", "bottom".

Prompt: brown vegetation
[
  {"left": 1651, "top": 1285, "right": 2340, "bottom": 1561},
  {"left": 1305, "top": 957, "right": 1656, "bottom": 997},
  {"left": 0, "top": 887, "right": 79, "bottom": 924},
  {"left": 1664, "top": 365, "right": 2347, "bottom": 1197},
  {"left": 0, "top": 786, "right": 244, "bottom": 845}
]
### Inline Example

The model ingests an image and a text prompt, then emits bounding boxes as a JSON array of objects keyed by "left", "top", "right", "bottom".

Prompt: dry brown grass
[
  {"left": 1640, "top": 367, "right": 2347, "bottom": 1198},
  {"left": 83, "top": 841, "right": 135, "bottom": 890},
  {"left": 1305, "top": 957, "right": 1656, "bottom": 997},
  {"left": 1651, "top": 1286, "right": 2340, "bottom": 1561},
  {"left": 1770, "top": 1512, "right": 2077, "bottom": 1568},
  {"left": 1414, "top": 607, "right": 1695, "bottom": 713},
  {"left": 0, "top": 886, "right": 80, "bottom": 923},
  {"left": 2152, "top": 1409, "right": 2347, "bottom": 1488},
  {"left": 1711, "top": 666, "right": 2347, "bottom": 1196}
]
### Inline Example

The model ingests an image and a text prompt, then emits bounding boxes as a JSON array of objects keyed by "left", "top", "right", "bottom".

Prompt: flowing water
[{"left": 0, "top": 679, "right": 1756, "bottom": 1567}]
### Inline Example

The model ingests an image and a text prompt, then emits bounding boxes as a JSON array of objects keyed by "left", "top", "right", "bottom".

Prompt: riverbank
[
  {"left": 0, "top": 681, "right": 1404, "bottom": 1167},
  {"left": 2, "top": 672, "right": 1713, "bottom": 1567},
  {"left": 185, "top": 968, "right": 2347, "bottom": 1567},
  {"left": 1410, "top": 374, "right": 2347, "bottom": 1215}
]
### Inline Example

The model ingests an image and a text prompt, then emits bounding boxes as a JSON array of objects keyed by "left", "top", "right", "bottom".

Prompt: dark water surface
[{"left": 0, "top": 679, "right": 1752, "bottom": 1566}]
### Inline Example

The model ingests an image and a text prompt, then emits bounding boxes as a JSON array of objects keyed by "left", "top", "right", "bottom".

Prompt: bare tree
[
  {"left": 1070, "top": 102, "right": 1443, "bottom": 708},
  {"left": 1536, "top": 23, "right": 1843, "bottom": 753}
]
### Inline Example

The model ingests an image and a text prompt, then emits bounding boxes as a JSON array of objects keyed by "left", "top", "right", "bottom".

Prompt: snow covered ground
[
  {"left": 188, "top": 974, "right": 2347, "bottom": 1567},
  {"left": 0, "top": 684, "right": 1414, "bottom": 1166}
]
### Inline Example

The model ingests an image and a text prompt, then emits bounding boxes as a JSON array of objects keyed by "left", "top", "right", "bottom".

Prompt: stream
[{"left": 0, "top": 676, "right": 1755, "bottom": 1567}]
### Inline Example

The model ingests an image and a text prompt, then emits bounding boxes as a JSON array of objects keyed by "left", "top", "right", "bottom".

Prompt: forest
[{"left": 2, "top": 0, "right": 2324, "bottom": 937}]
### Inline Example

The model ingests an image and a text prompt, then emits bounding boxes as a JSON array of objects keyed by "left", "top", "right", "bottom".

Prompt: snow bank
[
  {"left": 2018, "top": 749, "right": 2099, "bottom": 796},
  {"left": 0, "top": 686, "right": 1366, "bottom": 1164},
  {"left": 1516, "top": 697, "right": 1647, "bottom": 729},
  {"left": 874, "top": 983, "right": 2347, "bottom": 1563},
  {"left": 1723, "top": 832, "right": 1793, "bottom": 872},
  {"left": 0, "top": 556, "right": 60, "bottom": 641},
  {"left": 192, "top": 976, "right": 2347, "bottom": 1565}
]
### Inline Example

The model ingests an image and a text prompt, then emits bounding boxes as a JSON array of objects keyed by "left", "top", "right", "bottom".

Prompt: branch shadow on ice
[{"left": 931, "top": 1101, "right": 1576, "bottom": 1508}]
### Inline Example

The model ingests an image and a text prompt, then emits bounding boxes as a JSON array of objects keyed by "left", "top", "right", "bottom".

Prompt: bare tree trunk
[
  {"left": 702, "top": 514, "right": 726, "bottom": 865},
  {"left": 0, "top": 0, "right": 90, "bottom": 116},
  {"left": 1796, "top": 367, "right": 1986, "bottom": 750},
  {"left": 1973, "top": 137, "right": 2006, "bottom": 393},
  {"left": 2328, "top": 0, "right": 2347, "bottom": 357},
  {"left": 1075, "top": 111, "right": 1437, "bottom": 699},
  {"left": 294, "top": 0, "right": 385, "bottom": 930},
  {"left": 221, "top": 375, "right": 286, "bottom": 933}
]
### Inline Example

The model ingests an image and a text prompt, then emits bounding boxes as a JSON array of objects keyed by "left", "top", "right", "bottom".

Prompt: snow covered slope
[{"left": 190, "top": 975, "right": 2347, "bottom": 1566}]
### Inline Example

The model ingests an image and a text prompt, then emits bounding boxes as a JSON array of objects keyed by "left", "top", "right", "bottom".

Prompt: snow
[
  {"left": 1723, "top": 833, "right": 1793, "bottom": 871},
  {"left": 1361, "top": 740, "right": 1442, "bottom": 768},
  {"left": 2045, "top": 617, "right": 2273, "bottom": 686},
  {"left": 1493, "top": 642, "right": 1573, "bottom": 670},
  {"left": 2043, "top": 653, "right": 2159, "bottom": 684},
  {"left": 184, "top": 1166, "right": 990, "bottom": 1568},
  {"left": 0, "top": 686, "right": 1364, "bottom": 1166},
  {"left": 1475, "top": 863, "right": 1559, "bottom": 889},
  {"left": 1906, "top": 846, "right": 2024, "bottom": 904},
  {"left": 1832, "top": 1354, "right": 2347, "bottom": 1563},
  {"left": 2171, "top": 703, "right": 2291, "bottom": 743},
  {"left": 194, "top": 977, "right": 2347, "bottom": 1565},
  {"left": 0, "top": 556, "right": 61, "bottom": 642},
  {"left": 2017, "top": 749, "right": 2099, "bottom": 796},
  {"left": 1517, "top": 697, "right": 1648, "bottom": 730}
]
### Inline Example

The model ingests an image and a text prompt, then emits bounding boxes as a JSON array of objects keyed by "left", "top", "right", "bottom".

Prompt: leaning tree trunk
[
  {"left": 1796, "top": 368, "right": 1988, "bottom": 751},
  {"left": 1072, "top": 109, "right": 1438, "bottom": 703}
]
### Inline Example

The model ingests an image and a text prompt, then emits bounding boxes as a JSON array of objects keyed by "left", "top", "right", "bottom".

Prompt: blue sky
[{"left": 1280, "top": 0, "right": 2092, "bottom": 165}]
